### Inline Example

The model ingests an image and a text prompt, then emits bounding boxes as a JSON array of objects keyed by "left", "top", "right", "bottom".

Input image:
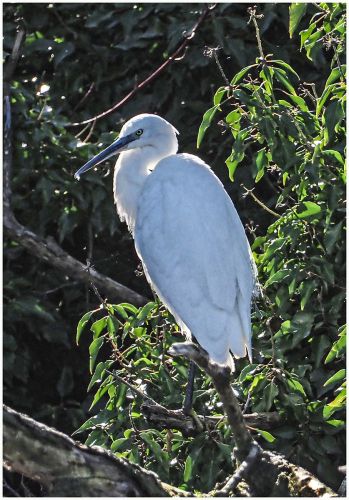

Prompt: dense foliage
[{"left": 4, "top": 2, "right": 345, "bottom": 495}]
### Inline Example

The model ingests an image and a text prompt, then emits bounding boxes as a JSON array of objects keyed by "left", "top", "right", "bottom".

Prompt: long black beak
[{"left": 74, "top": 135, "right": 134, "bottom": 180}]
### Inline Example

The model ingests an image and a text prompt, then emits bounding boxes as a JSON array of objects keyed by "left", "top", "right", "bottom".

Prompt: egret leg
[{"left": 183, "top": 361, "right": 196, "bottom": 415}]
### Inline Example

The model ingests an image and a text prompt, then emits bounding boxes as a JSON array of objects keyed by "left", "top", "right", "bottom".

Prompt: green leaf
[
  {"left": 89, "top": 376, "right": 114, "bottom": 410},
  {"left": 325, "top": 329, "right": 346, "bottom": 364},
  {"left": 300, "top": 22, "right": 316, "bottom": 49},
  {"left": 265, "top": 269, "right": 290, "bottom": 287},
  {"left": 289, "top": 3, "right": 308, "bottom": 38},
  {"left": 326, "top": 419, "right": 345, "bottom": 428},
  {"left": 225, "top": 128, "right": 249, "bottom": 180},
  {"left": 76, "top": 310, "right": 95, "bottom": 345},
  {"left": 136, "top": 301, "right": 157, "bottom": 322},
  {"left": 255, "top": 148, "right": 267, "bottom": 183},
  {"left": 272, "top": 60, "right": 300, "bottom": 79},
  {"left": 107, "top": 315, "right": 121, "bottom": 336},
  {"left": 322, "top": 149, "right": 344, "bottom": 166},
  {"left": 87, "top": 360, "right": 113, "bottom": 391},
  {"left": 323, "top": 389, "right": 346, "bottom": 419},
  {"left": 216, "top": 443, "right": 233, "bottom": 465},
  {"left": 197, "top": 106, "right": 220, "bottom": 148},
  {"left": 323, "top": 100, "right": 344, "bottom": 145},
  {"left": 296, "top": 201, "right": 321, "bottom": 218},
  {"left": 273, "top": 68, "right": 297, "bottom": 95},
  {"left": 324, "top": 369, "right": 346, "bottom": 387},
  {"left": 313, "top": 335, "right": 331, "bottom": 368},
  {"left": 111, "top": 437, "right": 129, "bottom": 452},
  {"left": 255, "top": 428, "right": 276, "bottom": 443},
  {"left": 324, "top": 221, "right": 343, "bottom": 254},
  {"left": 183, "top": 455, "right": 193, "bottom": 483},
  {"left": 316, "top": 83, "right": 340, "bottom": 117},
  {"left": 325, "top": 65, "right": 346, "bottom": 87},
  {"left": 286, "top": 93, "right": 309, "bottom": 111},
  {"left": 225, "top": 109, "right": 241, "bottom": 125},
  {"left": 213, "top": 86, "right": 227, "bottom": 106},
  {"left": 119, "top": 303, "right": 139, "bottom": 315},
  {"left": 140, "top": 431, "right": 168, "bottom": 466},
  {"left": 231, "top": 64, "right": 256, "bottom": 85},
  {"left": 225, "top": 153, "right": 244, "bottom": 181},
  {"left": 91, "top": 316, "right": 108, "bottom": 339},
  {"left": 73, "top": 409, "right": 114, "bottom": 435},
  {"left": 260, "top": 66, "right": 274, "bottom": 93},
  {"left": 287, "top": 378, "right": 307, "bottom": 397},
  {"left": 304, "top": 30, "right": 323, "bottom": 61},
  {"left": 264, "top": 382, "right": 279, "bottom": 411},
  {"left": 110, "top": 304, "right": 130, "bottom": 320},
  {"left": 89, "top": 337, "right": 104, "bottom": 373},
  {"left": 238, "top": 364, "right": 259, "bottom": 382},
  {"left": 299, "top": 281, "right": 314, "bottom": 310}
]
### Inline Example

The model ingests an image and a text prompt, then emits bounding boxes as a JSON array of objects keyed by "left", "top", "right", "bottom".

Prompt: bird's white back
[{"left": 134, "top": 153, "right": 256, "bottom": 367}]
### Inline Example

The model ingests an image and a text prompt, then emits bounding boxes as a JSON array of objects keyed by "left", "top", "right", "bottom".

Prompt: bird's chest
[{"left": 113, "top": 167, "right": 145, "bottom": 232}]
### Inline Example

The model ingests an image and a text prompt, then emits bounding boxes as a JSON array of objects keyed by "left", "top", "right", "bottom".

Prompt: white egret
[{"left": 75, "top": 114, "right": 256, "bottom": 407}]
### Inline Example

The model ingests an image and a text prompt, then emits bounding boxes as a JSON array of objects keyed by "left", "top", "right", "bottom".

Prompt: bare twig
[
  {"left": 73, "top": 82, "right": 96, "bottom": 111},
  {"left": 242, "top": 185, "right": 280, "bottom": 217},
  {"left": 204, "top": 46, "right": 230, "bottom": 86},
  {"left": 242, "top": 391, "right": 252, "bottom": 414},
  {"left": 35, "top": 280, "right": 79, "bottom": 296},
  {"left": 213, "top": 442, "right": 261, "bottom": 496},
  {"left": 51, "top": 7, "right": 78, "bottom": 39},
  {"left": 247, "top": 7, "right": 265, "bottom": 60},
  {"left": 3, "top": 478, "right": 21, "bottom": 497},
  {"left": 107, "top": 370, "right": 160, "bottom": 408},
  {"left": 68, "top": 4, "right": 217, "bottom": 127},
  {"left": 83, "top": 118, "right": 97, "bottom": 143}
]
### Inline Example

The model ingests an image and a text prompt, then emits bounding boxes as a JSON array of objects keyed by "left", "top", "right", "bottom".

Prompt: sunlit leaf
[
  {"left": 324, "top": 369, "right": 346, "bottom": 387},
  {"left": 76, "top": 310, "right": 96, "bottom": 345},
  {"left": 289, "top": 3, "right": 308, "bottom": 38}
]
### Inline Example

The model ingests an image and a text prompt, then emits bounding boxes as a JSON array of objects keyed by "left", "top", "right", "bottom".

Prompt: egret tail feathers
[{"left": 228, "top": 311, "right": 252, "bottom": 363}]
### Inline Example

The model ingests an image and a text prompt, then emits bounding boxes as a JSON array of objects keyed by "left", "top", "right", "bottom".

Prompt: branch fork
[{"left": 169, "top": 342, "right": 254, "bottom": 459}]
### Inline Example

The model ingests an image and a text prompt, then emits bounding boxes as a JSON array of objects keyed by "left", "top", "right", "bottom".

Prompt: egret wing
[{"left": 135, "top": 153, "right": 255, "bottom": 365}]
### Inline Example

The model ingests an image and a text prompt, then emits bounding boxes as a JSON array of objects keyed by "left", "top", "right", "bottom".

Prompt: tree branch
[
  {"left": 142, "top": 402, "right": 283, "bottom": 436},
  {"left": 3, "top": 405, "right": 188, "bottom": 497},
  {"left": 68, "top": 3, "right": 217, "bottom": 127},
  {"left": 169, "top": 342, "right": 254, "bottom": 458},
  {"left": 169, "top": 342, "right": 337, "bottom": 497},
  {"left": 4, "top": 211, "right": 147, "bottom": 306}
]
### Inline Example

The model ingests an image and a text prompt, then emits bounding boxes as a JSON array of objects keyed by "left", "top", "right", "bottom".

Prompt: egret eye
[{"left": 135, "top": 129, "right": 143, "bottom": 137}]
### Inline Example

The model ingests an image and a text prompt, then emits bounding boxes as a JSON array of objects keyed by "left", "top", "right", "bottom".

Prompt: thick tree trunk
[
  {"left": 4, "top": 404, "right": 337, "bottom": 497},
  {"left": 3, "top": 405, "right": 186, "bottom": 497}
]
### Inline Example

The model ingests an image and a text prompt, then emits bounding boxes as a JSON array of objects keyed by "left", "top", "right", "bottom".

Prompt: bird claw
[{"left": 168, "top": 342, "right": 197, "bottom": 357}]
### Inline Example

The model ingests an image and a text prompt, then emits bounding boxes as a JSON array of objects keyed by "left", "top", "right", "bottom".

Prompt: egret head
[{"left": 74, "top": 114, "right": 178, "bottom": 180}]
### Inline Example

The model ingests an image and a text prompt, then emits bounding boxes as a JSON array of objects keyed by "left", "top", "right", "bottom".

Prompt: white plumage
[{"left": 75, "top": 114, "right": 256, "bottom": 368}]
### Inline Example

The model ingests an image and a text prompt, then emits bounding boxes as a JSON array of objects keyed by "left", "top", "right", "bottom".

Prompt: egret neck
[{"left": 114, "top": 141, "right": 178, "bottom": 233}]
